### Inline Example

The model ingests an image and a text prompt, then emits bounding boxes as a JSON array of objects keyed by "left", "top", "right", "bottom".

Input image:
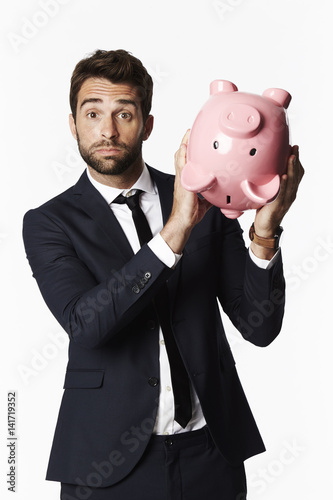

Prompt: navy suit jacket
[{"left": 23, "top": 165, "right": 285, "bottom": 487}]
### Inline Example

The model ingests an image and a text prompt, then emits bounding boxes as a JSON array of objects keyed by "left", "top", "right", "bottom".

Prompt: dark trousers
[{"left": 60, "top": 427, "right": 247, "bottom": 500}]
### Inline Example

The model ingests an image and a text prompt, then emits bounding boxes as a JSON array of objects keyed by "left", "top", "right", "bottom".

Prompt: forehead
[{"left": 77, "top": 77, "right": 141, "bottom": 106}]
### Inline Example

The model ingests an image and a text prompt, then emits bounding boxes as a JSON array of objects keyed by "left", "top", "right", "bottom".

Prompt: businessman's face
[{"left": 69, "top": 78, "right": 153, "bottom": 185}]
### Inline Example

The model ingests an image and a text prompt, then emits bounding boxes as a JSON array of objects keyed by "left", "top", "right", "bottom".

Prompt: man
[{"left": 23, "top": 49, "right": 304, "bottom": 500}]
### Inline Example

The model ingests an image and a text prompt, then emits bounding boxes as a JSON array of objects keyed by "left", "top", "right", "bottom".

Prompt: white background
[{"left": 1, "top": 0, "right": 332, "bottom": 498}]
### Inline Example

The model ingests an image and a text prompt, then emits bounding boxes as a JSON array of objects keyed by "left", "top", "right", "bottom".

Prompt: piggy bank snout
[{"left": 219, "top": 103, "right": 262, "bottom": 139}]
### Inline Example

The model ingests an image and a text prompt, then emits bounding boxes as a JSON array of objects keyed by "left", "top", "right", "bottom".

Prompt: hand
[
  {"left": 251, "top": 145, "right": 304, "bottom": 260},
  {"left": 253, "top": 145, "right": 305, "bottom": 237},
  {"left": 160, "top": 130, "right": 212, "bottom": 254},
  {"left": 172, "top": 129, "right": 212, "bottom": 229}
]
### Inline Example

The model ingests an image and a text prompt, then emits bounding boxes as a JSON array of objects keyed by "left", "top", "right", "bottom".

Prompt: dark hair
[{"left": 70, "top": 49, "right": 153, "bottom": 122}]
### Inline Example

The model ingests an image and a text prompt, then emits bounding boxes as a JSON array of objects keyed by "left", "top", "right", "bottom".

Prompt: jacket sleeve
[
  {"left": 217, "top": 217, "right": 285, "bottom": 347},
  {"left": 23, "top": 208, "right": 173, "bottom": 349}
]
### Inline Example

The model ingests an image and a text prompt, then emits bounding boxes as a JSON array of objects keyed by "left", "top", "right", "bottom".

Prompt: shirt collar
[{"left": 86, "top": 163, "right": 157, "bottom": 205}]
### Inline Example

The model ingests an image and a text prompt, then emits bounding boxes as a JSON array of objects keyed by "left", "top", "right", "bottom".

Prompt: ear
[
  {"left": 262, "top": 88, "right": 292, "bottom": 109},
  {"left": 210, "top": 80, "right": 238, "bottom": 95},
  {"left": 142, "top": 114, "right": 154, "bottom": 141},
  {"left": 69, "top": 114, "right": 77, "bottom": 140}
]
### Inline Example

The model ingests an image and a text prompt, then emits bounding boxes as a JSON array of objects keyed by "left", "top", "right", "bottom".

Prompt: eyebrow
[
  {"left": 80, "top": 97, "right": 138, "bottom": 110},
  {"left": 115, "top": 99, "right": 138, "bottom": 109},
  {"left": 80, "top": 98, "right": 103, "bottom": 109}
]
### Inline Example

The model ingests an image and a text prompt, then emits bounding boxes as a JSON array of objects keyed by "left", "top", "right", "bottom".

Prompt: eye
[
  {"left": 213, "top": 141, "right": 219, "bottom": 149},
  {"left": 87, "top": 112, "right": 98, "bottom": 119},
  {"left": 119, "top": 112, "right": 131, "bottom": 119},
  {"left": 249, "top": 148, "right": 257, "bottom": 156}
]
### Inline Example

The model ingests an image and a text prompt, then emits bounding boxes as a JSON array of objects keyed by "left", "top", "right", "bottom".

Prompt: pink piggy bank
[{"left": 181, "top": 80, "right": 292, "bottom": 218}]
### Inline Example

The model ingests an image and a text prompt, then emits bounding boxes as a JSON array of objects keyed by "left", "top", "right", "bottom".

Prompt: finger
[
  {"left": 280, "top": 153, "right": 302, "bottom": 207},
  {"left": 178, "top": 142, "right": 187, "bottom": 165},
  {"left": 291, "top": 144, "right": 299, "bottom": 157},
  {"left": 291, "top": 150, "right": 305, "bottom": 188},
  {"left": 175, "top": 130, "right": 190, "bottom": 168},
  {"left": 295, "top": 153, "right": 305, "bottom": 183},
  {"left": 290, "top": 145, "right": 305, "bottom": 181},
  {"left": 285, "top": 154, "right": 297, "bottom": 193},
  {"left": 181, "top": 129, "right": 191, "bottom": 146},
  {"left": 276, "top": 171, "right": 288, "bottom": 206}
]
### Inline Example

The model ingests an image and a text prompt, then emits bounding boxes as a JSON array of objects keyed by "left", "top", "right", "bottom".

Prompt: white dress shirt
[{"left": 86, "top": 164, "right": 279, "bottom": 435}]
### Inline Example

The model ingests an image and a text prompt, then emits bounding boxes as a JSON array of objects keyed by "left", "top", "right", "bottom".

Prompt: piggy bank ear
[
  {"left": 263, "top": 88, "right": 292, "bottom": 109},
  {"left": 210, "top": 80, "right": 238, "bottom": 95},
  {"left": 181, "top": 161, "right": 216, "bottom": 193}
]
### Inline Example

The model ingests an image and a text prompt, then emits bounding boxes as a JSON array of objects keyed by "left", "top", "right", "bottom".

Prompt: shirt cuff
[
  {"left": 248, "top": 247, "right": 281, "bottom": 270},
  {"left": 148, "top": 233, "right": 182, "bottom": 269}
]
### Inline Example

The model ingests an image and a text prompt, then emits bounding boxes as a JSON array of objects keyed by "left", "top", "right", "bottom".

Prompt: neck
[{"left": 87, "top": 158, "right": 145, "bottom": 189}]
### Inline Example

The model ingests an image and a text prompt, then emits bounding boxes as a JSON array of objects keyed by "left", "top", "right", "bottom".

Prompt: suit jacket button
[
  {"left": 148, "top": 377, "right": 159, "bottom": 387},
  {"left": 132, "top": 285, "right": 140, "bottom": 294}
]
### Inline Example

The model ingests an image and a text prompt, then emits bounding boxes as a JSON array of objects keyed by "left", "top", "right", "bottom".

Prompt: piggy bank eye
[
  {"left": 213, "top": 141, "right": 219, "bottom": 149},
  {"left": 249, "top": 148, "right": 257, "bottom": 156}
]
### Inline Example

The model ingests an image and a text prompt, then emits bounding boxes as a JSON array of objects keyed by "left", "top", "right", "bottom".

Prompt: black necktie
[{"left": 113, "top": 190, "right": 192, "bottom": 428}]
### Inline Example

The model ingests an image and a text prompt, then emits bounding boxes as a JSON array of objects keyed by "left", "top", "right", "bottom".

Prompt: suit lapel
[
  {"left": 71, "top": 167, "right": 175, "bottom": 264},
  {"left": 147, "top": 165, "right": 174, "bottom": 225},
  {"left": 72, "top": 171, "right": 134, "bottom": 264}
]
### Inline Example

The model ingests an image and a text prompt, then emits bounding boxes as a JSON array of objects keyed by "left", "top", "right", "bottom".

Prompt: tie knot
[{"left": 113, "top": 190, "right": 143, "bottom": 212}]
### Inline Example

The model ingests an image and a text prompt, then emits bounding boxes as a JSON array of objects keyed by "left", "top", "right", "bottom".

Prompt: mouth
[{"left": 95, "top": 148, "right": 122, "bottom": 156}]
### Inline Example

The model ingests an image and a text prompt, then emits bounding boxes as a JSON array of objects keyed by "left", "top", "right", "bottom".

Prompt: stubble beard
[{"left": 76, "top": 129, "right": 144, "bottom": 176}]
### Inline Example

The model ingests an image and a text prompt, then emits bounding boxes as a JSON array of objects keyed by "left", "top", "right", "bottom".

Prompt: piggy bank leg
[
  {"left": 181, "top": 161, "right": 217, "bottom": 192},
  {"left": 240, "top": 175, "right": 280, "bottom": 204}
]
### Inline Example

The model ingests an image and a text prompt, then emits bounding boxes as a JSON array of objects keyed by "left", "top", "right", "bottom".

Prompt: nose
[
  {"left": 101, "top": 116, "right": 118, "bottom": 140},
  {"left": 219, "top": 104, "right": 262, "bottom": 139}
]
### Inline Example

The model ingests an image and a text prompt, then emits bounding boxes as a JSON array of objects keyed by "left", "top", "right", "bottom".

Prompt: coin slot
[{"left": 226, "top": 195, "right": 231, "bottom": 204}]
